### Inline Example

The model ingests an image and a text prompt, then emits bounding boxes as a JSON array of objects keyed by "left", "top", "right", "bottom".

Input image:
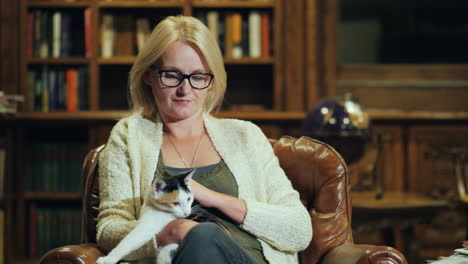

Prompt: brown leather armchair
[{"left": 40, "top": 136, "right": 407, "bottom": 264}]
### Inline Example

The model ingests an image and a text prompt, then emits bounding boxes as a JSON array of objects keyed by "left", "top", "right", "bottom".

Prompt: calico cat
[{"left": 96, "top": 169, "right": 195, "bottom": 264}]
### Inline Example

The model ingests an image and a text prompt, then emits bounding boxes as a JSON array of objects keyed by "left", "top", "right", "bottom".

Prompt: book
[
  {"left": 207, "top": 11, "right": 219, "bottom": 44},
  {"left": 52, "top": 11, "right": 61, "bottom": 58},
  {"left": 38, "top": 10, "right": 50, "bottom": 58},
  {"left": 60, "top": 13, "right": 72, "bottom": 57},
  {"left": 224, "top": 13, "right": 233, "bottom": 58},
  {"left": 115, "top": 15, "right": 134, "bottom": 56},
  {"left": 261, "top": 12, "right": 271, "bottom": 58},
  {"left": 66, "top": 68, "right": 78, "bottom": 112},
  {"left": 231, "top": 13, "right": 243, "bottom": 58},
  {"left": 248, "top": 11, "right": 261, "bottom": 58},
  {"left": 84, "top": 8, "right": 92, "bottom": 57},
  {"left": 136, "top": 18, "right": 150, "bottom": 53},
  {"left": 101, "top": 14, "right": 115, "bottom": 58},
  {"left": 41, "top": 65, "right": 49, "bottom": 112}
]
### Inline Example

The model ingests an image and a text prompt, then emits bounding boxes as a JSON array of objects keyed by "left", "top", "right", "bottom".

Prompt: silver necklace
[{"left": 166, "top": 129, "right": 204, "bottom": 168}]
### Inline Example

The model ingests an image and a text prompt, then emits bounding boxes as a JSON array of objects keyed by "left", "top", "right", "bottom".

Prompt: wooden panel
[
  {"left": 337, "top": 85, "right": 468, "bottom": 112},
  {"left": 408, "top": 126, "right": 468, "bottom": 194},
  {"left": 339, "top": 65, "right": 468, "bottom": 81},
  {"left": 282, "top": 0, "right": 305, "bottom": 111},
  {"left": 373, "top": 125, "right": 405, "bottom": 192},
  {"left": 0, "top": 0, "right": 19, "bottom": 95},
  {"left": 305, "top": 0, "right": 320, "bottom": 109},
  {"left": 408, "top": 126, "right": 468, "bottom": 261},
  {"left": 347, "top": 125, "right": 404, "bottom": 193},
  {"left": 322, "top": 0, "right": 337, "bottom": 98}
]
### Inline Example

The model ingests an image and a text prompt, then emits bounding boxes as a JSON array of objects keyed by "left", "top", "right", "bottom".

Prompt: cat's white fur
[{"left": 96, "top": 171, "right": 195, "bottom": 264}]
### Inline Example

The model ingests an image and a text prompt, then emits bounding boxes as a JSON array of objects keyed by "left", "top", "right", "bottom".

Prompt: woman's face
[{"left": 147, "top": 41, "right": 211, "bottom": 122}]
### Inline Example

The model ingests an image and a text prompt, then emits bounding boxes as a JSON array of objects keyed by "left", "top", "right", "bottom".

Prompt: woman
[{"left": 97, "top": 15, "right": 312, "bottom": 264}]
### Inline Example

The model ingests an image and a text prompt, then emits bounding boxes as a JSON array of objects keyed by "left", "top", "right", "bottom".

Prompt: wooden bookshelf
[{"left": 9, "top": 1, "right": 297, "bottom": 262}]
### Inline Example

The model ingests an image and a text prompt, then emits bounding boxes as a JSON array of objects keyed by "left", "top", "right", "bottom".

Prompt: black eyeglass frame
[{"left": 151, "top": 66, "right": 214, "bottom": 90}]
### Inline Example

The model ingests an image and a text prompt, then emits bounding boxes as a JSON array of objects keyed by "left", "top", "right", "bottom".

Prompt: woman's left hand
[
  {"left": 190, "top": 180, "right": 247, "bottom": 224},
  {"left": 190, "top": 180, "right": 216, "bottom": 207}
]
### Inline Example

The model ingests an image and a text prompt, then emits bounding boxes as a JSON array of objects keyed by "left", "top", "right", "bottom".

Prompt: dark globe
[{"left": 303, "top": 93, "right": 371, "bottom": 165}]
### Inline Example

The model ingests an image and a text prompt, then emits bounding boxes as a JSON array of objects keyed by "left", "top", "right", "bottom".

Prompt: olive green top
[{"left": 155, "top": 152, "right": 267, "bottom": 264}]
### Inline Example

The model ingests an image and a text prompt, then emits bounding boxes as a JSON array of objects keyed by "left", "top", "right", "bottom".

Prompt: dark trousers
[{"left": 173, "top": 222, "right": 258, "bottom": 264}]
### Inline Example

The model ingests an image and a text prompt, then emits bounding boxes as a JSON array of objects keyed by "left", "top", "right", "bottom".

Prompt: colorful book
[
  {"left": 261, "top": 12, "right": 271, "bottom": 58},
  {"left": 66, "top": 68, "right": 78, "bottom": 112},
  {"left": 84, "top": 8, "right": 92, "bottom": 57},
  {"left": 231, "top": 13, "right": 243, "bottom": 58}
]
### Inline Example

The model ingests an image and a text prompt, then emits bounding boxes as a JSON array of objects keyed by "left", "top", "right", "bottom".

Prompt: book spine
[
  {"left": 207, "top": 11, "right": 219, "bottom": 44},
  {"left": 231, "top": 13, "right": 243, "bottom": 58},
  {"left": 66, "top": 68, "right": 78, "bottom": 112},
  {"left": 101, "top": 14, "right": 115, "bottom": 58},
  {"left": 84, "top": 8, "right": 92, "bottom": 57},
  {"left": 52, "top": 12, "right": 61, "bottom": 58},
  {"left": 261, "top": 12, "right": 271, "bottom": 58},
  {"left": 224, "top": 13, "right": 233, "bottom": 59},
  {"left": 249, "top": 11, "right": 261, "bottom": 58}
]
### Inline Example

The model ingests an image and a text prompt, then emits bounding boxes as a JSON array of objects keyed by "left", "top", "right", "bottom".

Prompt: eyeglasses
[{"left": 151, "top": 67, "right": 214, "bottom": 90}]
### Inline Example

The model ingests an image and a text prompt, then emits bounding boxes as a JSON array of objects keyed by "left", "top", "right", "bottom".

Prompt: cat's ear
[
  {"left": 183, "top": 169, "right": 196, "bottom": 185},
  {"left": 154, "top": 177, "right": 167, "bottom": 193}
]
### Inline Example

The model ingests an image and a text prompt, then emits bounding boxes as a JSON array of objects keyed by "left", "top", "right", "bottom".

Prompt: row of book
[
  {"left": 28, "top": 203, "right": 81, "bottom": 259},
  {"left": 196, "top": 10, "right": 272, "bottom": 58},
  {"left": 0, "top": 92, "right": 24, "bottom": 114},
  {"left": 27, "top": 65, "right": 88, "bottom": 112},
  {"left": 25, "top": 141, "right": 88, "bottom": 192},
  {"left": 101, "top": 14, "right": 151, "bottom": 58},
  {"left": 26, "top": 9, "right": 91, "bottom": 58}
]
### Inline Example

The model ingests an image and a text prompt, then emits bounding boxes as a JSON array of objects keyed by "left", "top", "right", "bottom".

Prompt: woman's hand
[
  {"left": 156, "top": 219, "right": 199, "bottom": 246},
  {"left": 190, "top": 180, "right": 216, "bottom": 207},
  {"left": 191, "top": 180, "right": 247, "bottom": 225}
]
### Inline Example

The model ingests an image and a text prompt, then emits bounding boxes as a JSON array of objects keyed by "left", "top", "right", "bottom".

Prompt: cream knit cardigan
[{"left": 97, "top": 112, "right": 312, "bottom": 264}]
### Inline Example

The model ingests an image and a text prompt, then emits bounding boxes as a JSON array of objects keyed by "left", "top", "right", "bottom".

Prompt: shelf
[
  {"left": 98, "top": 57, "right": 135, "bottom": 65},
  {"left": 26, "top": 1, "right": 91, "bottom": 8},
  {"left": 27, "top": 57, "right": 90, "bottom": 65},
  {"left": 11, "top": 110, "right": 306, "bottom": 121},
  {"left": 7, "top": 110, "right": 468, "bottom": 122},
  {"left": 224, "top": 57, "right": 274, "bottom": 64},
  {"left": 97, "top": 0, "right": 184, "bottom": 8},
  {"left": 98, "top": 57, "right": 274, "bottom": 65},
  {"left": 192, "top": 0, "right": 275, "bottom": 8},
  {"left": 23, "top": 192, "right": 81, "bottom": 200},
  {"left": 338, "top": 64, "right": 468, "bottom": 81}
]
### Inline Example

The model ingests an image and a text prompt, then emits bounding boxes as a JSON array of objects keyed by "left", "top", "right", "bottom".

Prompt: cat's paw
[
  {"left": 157, "top": 243, "right": 179, "bottom": 264},
  {"left": 96, "top": 256, "right": 119, "bottom": 264}
]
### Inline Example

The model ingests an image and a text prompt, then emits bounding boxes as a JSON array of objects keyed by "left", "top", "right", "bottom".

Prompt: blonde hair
[{"left": 129, "top": 15, "right": 226, "bottom": 116}]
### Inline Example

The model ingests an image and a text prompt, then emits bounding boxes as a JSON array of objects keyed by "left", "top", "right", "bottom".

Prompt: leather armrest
[
  {"left": 320, "top": 243, "right": 407, "bottom": 264},
  {"left": 39, "top": 243, "right": 105, "bottom": 264}
]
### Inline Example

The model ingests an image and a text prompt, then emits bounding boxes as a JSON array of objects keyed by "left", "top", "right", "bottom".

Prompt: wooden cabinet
[
  {"left": 408, "top": 125, "right": 468, "bottom": 260},
  {"left": 319, "top": 0, "right": 468, "bottom": 112}
]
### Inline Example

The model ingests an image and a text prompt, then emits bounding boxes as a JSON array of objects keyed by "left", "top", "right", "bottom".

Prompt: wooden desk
[{"left": 352, "top": 191, "right": 449, "bottom": 264}]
